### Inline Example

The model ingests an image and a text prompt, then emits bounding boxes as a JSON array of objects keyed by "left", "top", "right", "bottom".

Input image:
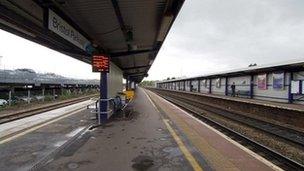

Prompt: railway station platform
[
  {"left": 151, "top": 88, "right": 304, "bottom": 132},
  {"left": 192, "top": 91, "right": 304, "bottom": 112},
  {"left": 0, "top": 87, "right": 282, "bottom": 171}
]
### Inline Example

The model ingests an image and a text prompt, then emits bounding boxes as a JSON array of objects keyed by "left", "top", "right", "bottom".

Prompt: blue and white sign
[{"left": 48, "top": 9, "right": 90, "bottom": 51}]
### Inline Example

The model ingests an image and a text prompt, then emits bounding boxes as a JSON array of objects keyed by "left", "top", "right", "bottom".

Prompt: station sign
[
  {"left": 92, "top": 55, "right": 110, "bottom": 73},
  {"left": 48, "top": 9, "right": 90, "bottom": 51}
]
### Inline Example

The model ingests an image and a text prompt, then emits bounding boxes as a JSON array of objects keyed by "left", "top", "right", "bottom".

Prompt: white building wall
[
  {"left": 211, "top": 78, "right": 225, "bottom": 95},
  {"left": 185, "top": 80, "right": 191, "bottom": 91},
  {"left": 158, "top": 70, "right": 304, "bottom": 105},
  {"left": 177, "top": 82, "right": 181, "bottom": 90},
  {"left": 200, "top": 79, "right": 210, "bottom": 93},
  {"left": 228, "top": 76, "right": 251, "bottom": 97},
  {"left": 253, "top": 72, "right": 289, "bottom": 103},
  {"left": 293, "top": 71, "right": 304, "bottom": 104},
  {"left": 173, "top": 82, "right": 177, "bottom": 90},
  {"left": 180, "top": 81, "right": 185, "bottom": 90},
  {"left": 107, "top": 62, "right": 123, "bottom": 118},
  {"left": 108, "top": 62, "right": 123, "bottom": 98},
  {"left": 192, "top": 80, "right": 199, "bottom": 92}
]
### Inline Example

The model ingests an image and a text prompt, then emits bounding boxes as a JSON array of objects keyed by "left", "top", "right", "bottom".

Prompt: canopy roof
[
  {"left": 159, "top": 59, "right": 304, "bottom": 83},
  {"left": 0, "top": 0, "right": 184, "bottom": 82}
]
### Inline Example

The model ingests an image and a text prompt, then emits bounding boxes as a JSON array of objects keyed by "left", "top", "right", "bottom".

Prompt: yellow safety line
[
  {"left": 0, "top": 107, "right": 85, "bottom": 145},
  {"left": 163, "top": 119, "right": 203, "bottom": 171},
  {"left": 143, "top": 89, "right": 203, "bottom": 171}
]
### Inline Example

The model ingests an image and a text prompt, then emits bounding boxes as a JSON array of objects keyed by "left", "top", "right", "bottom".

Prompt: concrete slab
[
  {"left": 0, "top": 87, "right": 282, "bottom": 171},
  {"left": 40, "top": 88, "right": 209, "bottom": 171},
  {"left": 0, "top": 108, "right": 94, "bottom": 171},
  {"left": 0, "top": 100, "right": 94, "bottom": 140},
  {"left": 146, "top": 89, "right": 280, "bottom": 171}
]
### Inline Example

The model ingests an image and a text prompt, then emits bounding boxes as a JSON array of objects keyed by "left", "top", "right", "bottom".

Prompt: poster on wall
[
  {"left": 257, "top": 74, "right": 267, "bottom": 90},
  {"left": 215, "top": 78, "right": 221, "bottom": 88},
  {"left": 291, "top": 80, "right": 300, "bottom": 94},
  {"left": 272, "top": 72, "right": 284, "bottom": 90}
]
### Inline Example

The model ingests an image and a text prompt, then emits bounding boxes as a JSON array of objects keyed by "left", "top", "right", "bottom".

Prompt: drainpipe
[
  {"left": 225, "top": 77, "right": 228, "bottom": 96},
  {"left": 288, "top": 72, "right": 294, "bottom": 103},
  {"left": 209, "top": 79, "right": 212, "bottom": 94},
  {"left": 198, "top": 80, "right": 201, "bottom": 93},
  {"left": 250, "top": 75, "right": 254, "bottom": 99}
]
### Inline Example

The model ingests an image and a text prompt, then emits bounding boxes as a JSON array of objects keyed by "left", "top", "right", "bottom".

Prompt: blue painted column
[
  {"left": 249, "top": 75, "right": 254, "bottom": 98},
  {"left": 99, "top": 72, "right": 108, "bottom": 124},
  {"left": 209, "top": 79, "right": 212, "bottom": 94},
  {"left": 198, "top": 80, "right": 201, "bottom": 92},
  {"left": 225, "top": 77, "right": 228, "bottom": 96},
  {"left": 288, "top": 72, "right": 294, "bottom": 103}
]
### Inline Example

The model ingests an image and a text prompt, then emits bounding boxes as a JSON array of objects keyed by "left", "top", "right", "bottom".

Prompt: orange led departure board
[{"left": 92, "top": 55, "right": 110, "bottom": 73}]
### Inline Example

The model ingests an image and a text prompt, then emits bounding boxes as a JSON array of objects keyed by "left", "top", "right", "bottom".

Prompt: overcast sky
[
  {"left": 147, "top": 0, "right": 304, "bottom": 80},
  {"left": 0, "top": 29, "right": 100, "bottom": 79},
  {"left": 1, "top": 0, "right": 304, "bottom": 80}
]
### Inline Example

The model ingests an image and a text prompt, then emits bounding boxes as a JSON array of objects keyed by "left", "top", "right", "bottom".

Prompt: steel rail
[
  {"left": 152, "top": 90, "right": 304, "bottom": 170},
  {"left": 0, "top": 94, "right": 98, "bottom": 124},
  {"left": 155, "top": 89, "right": 304, "bottom": 147}
]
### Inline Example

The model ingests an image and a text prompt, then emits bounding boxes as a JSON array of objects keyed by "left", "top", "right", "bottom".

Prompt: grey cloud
[{"left": 148, "top": 0, "right": 304, "bottom": 80}]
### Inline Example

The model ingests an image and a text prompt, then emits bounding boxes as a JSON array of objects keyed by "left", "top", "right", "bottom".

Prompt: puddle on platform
[
  {"left": 67, "top": 162, "right": 79, "bottom": 169},
  {"left": 132, "top": 155, "right": 154, "bottom": 171},
  {"left": 66, "top": 160, "right": 92, "bottom": 170}
]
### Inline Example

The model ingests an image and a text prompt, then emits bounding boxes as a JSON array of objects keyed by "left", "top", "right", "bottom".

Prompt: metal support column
[
  {"left": 198, "top": 80, "right": 201, "bottom": 93},
  {"left": 225, "top": 77, "right": 228, "bottom": 96},
  {"left": 61, "top": 86, "right": 64, "bottom": 96},
  {"left": 183, "top": 81, "right": 186, "bottom": 91},
  {"left": 8, "top": 90, "right": 12, "bottom": 106},
  {"left": 189, "top": 80, "right": 192, "bottom": 92},
  {"left": 250, "top": 75, "right": 254, "bottom": 98},
  {"left": 99, "top": 72, "right": 108, "bottom": 124},
  {"left": 42, "top": 86, "right": 45, "bottom": 102},
  {"left": 53, "top": 88, "right": 56, "bottom": 100},
  {"left": 27, "top": 89, "right": 31, "bottom": 104},
  {"left": 209, "top": 79, "right": 212, "bottom": 94},
  {"left": 288, "top": 72, "right": 294, "bottom": 103}
]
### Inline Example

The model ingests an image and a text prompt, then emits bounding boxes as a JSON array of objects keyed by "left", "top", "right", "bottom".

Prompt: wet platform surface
[
  {"left": 0, "top": 88, "right": 281, "bottom": 171},
  {"left": 146, "top": 89, "right": 279, "bottom": 171},
  {"left": 0, "top": 100, "right": 93, "bottom": 140},
  {"left": 0, "top": 108, "right": 92, "bottom": 171},
  {"left": 40, "top": 88, "right": 202, "bottom": 171}
]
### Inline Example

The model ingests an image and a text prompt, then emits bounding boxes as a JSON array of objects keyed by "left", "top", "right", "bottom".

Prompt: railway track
[
  {"left": 162, "top": 92, "right": 304, "bottom": 147},
  {"left": 149, "top": 89, "right": 304, "bottom": 170},
  {"left": 0, "top": 94, "right": 98, "bottom": 124}
]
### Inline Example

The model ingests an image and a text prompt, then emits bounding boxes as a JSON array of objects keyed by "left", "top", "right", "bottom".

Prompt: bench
[{"left": 228, "top": 90, "right": 250, "bottom": 97}]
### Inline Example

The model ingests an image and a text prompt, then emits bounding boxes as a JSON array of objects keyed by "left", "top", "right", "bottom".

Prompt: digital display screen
[{"left": 92, "top": 55, "right": 110, "bottom": 73}]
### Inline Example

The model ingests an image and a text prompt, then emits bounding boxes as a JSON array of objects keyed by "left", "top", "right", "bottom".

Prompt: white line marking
[
  {"left": 0, "top": 107, "right": 86, "bottom": 145},
  {"left": 143, "top": 89, "right": 160, "bottom": 113}
]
